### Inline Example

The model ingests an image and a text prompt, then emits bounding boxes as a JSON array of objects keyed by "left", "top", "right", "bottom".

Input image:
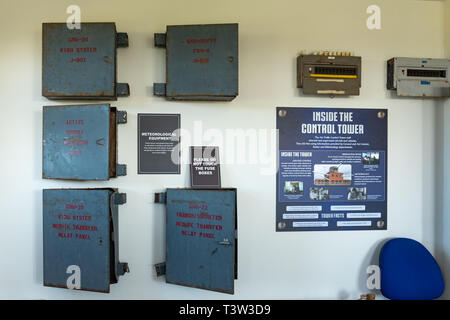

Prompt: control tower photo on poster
[{"left": 276, "top": 107, "right": 387, "bottom": 232}]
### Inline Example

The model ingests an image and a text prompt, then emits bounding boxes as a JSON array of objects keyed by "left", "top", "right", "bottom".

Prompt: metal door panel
[
  {"left": 42, "top": 23, "right": 116, "bottom": 99},
  {"left": 154, "top": 23, "right": 238, "bottom": 101},
  {"left": 165, "top": 189, "right": 236, "bottom": 294},
  {"left": 43, "top": 104, "right": 110, "bottom": 180},
  {"left": 43, "top": 189, "right": 111, "bottom": 293}
]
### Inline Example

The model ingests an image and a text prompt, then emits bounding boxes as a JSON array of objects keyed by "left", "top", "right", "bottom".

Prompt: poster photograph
[{"left": 276, "top": 107, "right": 387, "bottom": 232}]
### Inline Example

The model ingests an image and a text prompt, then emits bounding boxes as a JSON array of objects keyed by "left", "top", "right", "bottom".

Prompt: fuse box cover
[
  {"left": 43, "top": 188, "right": 124, "bottom": 293},
  {"left": 387, "top": 57, "right": 450, "bottom": 97},
  {"left": 297, "top": 54, "right": 362, "bottom": 96},
  {"left": 164, "top": 188, "right": 237, "bottom": 294},
  {"left": 42, "top": 104, "right": 125, "bottom": 181},
  {"left": 155, "top": 23, "right": 238, "bottom": 101},
  {"left": 42, "top": 23, "right": 127, "bottom": 100}
]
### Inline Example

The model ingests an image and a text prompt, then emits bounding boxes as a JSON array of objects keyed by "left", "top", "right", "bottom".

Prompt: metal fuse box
[
  {"left": 154, "top": 23, "right": 238, "bottom": 101},
  {"left": 297, "top": 53, "right": 362, "bottom": 96},
  {"left": 43, "top": 188, "right": 129, "bottom": 293},
  {"left": 155, "top": 188, "right": 238, "bottom": 294},
  {"left": 42, "top": 22, "right": 129, "bottom": 100},
  {"left": 387, "top": 57, "right": 450, "bottom": 97},
  {"left": 43, "top": 104, "right": 127, "bottom": 181}
]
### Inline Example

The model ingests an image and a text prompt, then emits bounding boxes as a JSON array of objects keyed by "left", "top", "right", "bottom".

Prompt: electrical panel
[
  {"left": 154, "top": 188, "right": 238, "bottom": 294},
  {"left": 297, "top": 52, "right": 361, "bottom": 96},
  {"left": 42, "top": 22, "right": 129, "bottom": 100},
  {"left": 43, "top": 188, "right": 129, "bottom": 293},
  {"left": 42, "top": 104, "right": 127, "bottom": 181},
  {"left": 387, "top": 57, "right": 450, "bottom": 97},
  {"left": 154, "top": 23, "right": 238, "bottom": 101}
]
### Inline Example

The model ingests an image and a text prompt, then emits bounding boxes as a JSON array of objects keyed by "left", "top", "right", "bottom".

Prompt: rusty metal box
[
  {"left": 154, "top": 23, "right": 238, "bottom": 101},
  {"left": 43, "top": 188, "right": 129, "bottom": 293},
  {"left": 155, "top": 188, "right": 238, "bottom": 294},
  {"left": 387, "top": 57, "right": 450, "bottom": 97},
  {"left": 42, "top": 104, "right": 127, "bottom": 181},
  {"left": 42, "top": 22, "right": 129, "bottom": 100},
  {"left": 297, "top": 53, "right": 362, "bottom": 96}
]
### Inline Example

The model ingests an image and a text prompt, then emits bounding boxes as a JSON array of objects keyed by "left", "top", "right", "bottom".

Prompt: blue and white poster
[{"left": 276, "top": 107, "right": 387, "bottom": 232}]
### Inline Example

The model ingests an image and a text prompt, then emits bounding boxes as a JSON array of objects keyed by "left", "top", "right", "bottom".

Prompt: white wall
[
  {"left": 0, "top": 0, "right": 446, "bottom": 299},
  {"left": 436, "top": 0, "right": 450, "bottom": 299}
]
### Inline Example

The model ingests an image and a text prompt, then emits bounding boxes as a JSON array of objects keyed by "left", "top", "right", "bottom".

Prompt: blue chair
[{"left": 380, "top": 238, "right": 444, "bottom": 300}]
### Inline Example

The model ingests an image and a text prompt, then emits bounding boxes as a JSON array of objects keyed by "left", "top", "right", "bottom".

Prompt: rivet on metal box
[
  {"left": 154, "top": 188, "right": 238, "bottom": 294},
  {"left": 297, "top": 51, "right": 362, "bottom": 96},
  {"left": 43, "top": 188, "right": 129, "bottom": 293},
  {"left": 387, "top": 57, "right": 450, "bottom": 98},
  {"left": 42, "top": 22, "right": 130, "bottom": 100},
  {"left": 42, "top": 104, "right": 127, "bottom": 181},
  {"left": 153, "top": 23, "right": 239, "bottom": 101}
]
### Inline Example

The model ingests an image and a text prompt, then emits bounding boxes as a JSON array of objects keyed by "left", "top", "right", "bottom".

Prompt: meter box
[
  {"left": 42, "top": 22, "right": 129, "bottom": 100},
  {"left": 297, "top": 52, "right": 361, "bottom": 96},
  {"left": 153, "top": 23, "right": 238, "bottom": 101},
  {"left": 43, "top": 188, "right": 129, "bottom": 293},
  {"left": 154, "top": 188, "right": 238, "bottom": 294},
  {"left": 43, "top": 104, "right": 127, "bottom": 181},
  {"left": 387, "top": 57, "right": 450, "bottom": 97}
]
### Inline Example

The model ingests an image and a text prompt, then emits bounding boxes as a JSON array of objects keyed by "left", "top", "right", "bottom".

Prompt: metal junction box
[
  {"left": 43, "top": 104, "right": 127, "bottom": 181},
  {"left": 154, "top": 188, "right": 238, "bottom": 294},
  {"left": 43, "top": 188, "right": 129, "bottom": 293},
  {"left": 154, "top": 23, "right": 238, "bottom": 101},
  {"left": 297, "top": 53, "right": 362, "bottom": 96},
  {"left": 387, "top": 57, "right": 450, "bottom": 97},
  {"left": 42, "top": 22, "right": 129, "bottom": 100}
]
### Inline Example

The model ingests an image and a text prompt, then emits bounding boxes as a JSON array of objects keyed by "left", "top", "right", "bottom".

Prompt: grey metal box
[
  {"left": 43, "top": 188, "right": 129, "bottom": 293},
  {"left": 297, "top": 54, "right": 362, "bottom": 96},
  {"left": 154, "top": 23, "right": 238, "bottom": 101},
  {"left": 42, "top": 22, "right": 129, "bottom": 100},
  {"left": 154, "top": 188, "right": 238, "bottom": 294},
  {"left": 387, "top": 57, "right": 450, "bottom": 97},
  {"left": 42, "top": 104, "right": 127, "bottom": 181}
]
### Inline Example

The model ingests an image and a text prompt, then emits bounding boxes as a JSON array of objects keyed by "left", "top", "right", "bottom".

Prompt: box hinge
[
  {"left": 116, "top": 164, "right": 127, "bottom": 176},
  {"left": 153, "top": 83, "right": 166, "bottom": 96},
  {"left": 155, "top": 262, "right": 166, "bottom": 276},
  {"left": 116, "top": 83, "right": 130, "bottom": 97},
  {"left": 112, "top": 192, "right": 127, "bottom": 205},
  {"left": 116, "top": 110, "right": 127, "bottom": 124},
  {"left": 154, "top": 33, "right": 166, "bottom": 48},
  {"left": 116, "top": 32, "right": 129, "bottom": 48},
  {"left": 117, "top": 262, "right": 130, "bottom": 276},
  {"left": 154, "top": 192, "right": 166, "bottom": 204}
]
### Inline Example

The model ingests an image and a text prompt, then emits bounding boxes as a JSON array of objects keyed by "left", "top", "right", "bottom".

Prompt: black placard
[
  {"left": 138, "top": 113, "right": 180, "bottom": 174},
  {"left": 190, "top": 146, "right": 221, "bottom": 188}
]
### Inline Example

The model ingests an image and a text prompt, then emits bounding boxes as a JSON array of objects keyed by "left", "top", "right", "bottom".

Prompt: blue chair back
[{"left": 380, "top": 238, "right": 444, "bottom": 300}]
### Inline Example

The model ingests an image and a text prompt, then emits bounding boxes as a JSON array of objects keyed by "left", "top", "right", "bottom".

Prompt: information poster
[
  {"left": 276, "top": 107, "right": 387, "bottom": 232},
  {"left": 138, "top": 113, "right": 180, "bottom": 174},
  {"left": 190, "top": 146, "right": 221, "bottom": 188}
]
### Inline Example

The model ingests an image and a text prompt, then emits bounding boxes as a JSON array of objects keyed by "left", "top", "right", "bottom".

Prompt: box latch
[
  {"left": 153, "top": 83, "right": 166, "bottom": 96},
  {"left": 154, "top": 33, "right": 166, "bottom": 48},
  {"left": 116, "top": 164, "right": 127, "bottom": 176},
  {"left": 154, "top": 192, "right": 166, "bottom": 204},
  {"left": 112, "top": 193, "right": 127, "bottom": 205},
  {"left": 116, "top": 83, "right": 130, "bottom": 97},
  {"left": 117, "top": 262, "right": 130, "bottom": 276},
  {"left": 116, "top": 32, "right": 129, "bottom": 48},
  {"left": 155, "top": 262, "right": 166, "bottom": 276},
  {"left": 116, "top": 110, "right": 127, "bottom": 124}
]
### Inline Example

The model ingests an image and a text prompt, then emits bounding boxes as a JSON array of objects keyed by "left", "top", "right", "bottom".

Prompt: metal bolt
[{"left": 278, "top": 222, "right": 286, "bottom": 230}]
